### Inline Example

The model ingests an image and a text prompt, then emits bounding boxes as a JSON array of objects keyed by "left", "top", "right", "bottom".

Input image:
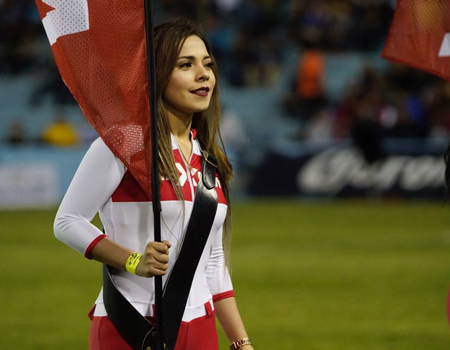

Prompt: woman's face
[{"left": 163, "top": 35, "right": 216, "bottom": 118}]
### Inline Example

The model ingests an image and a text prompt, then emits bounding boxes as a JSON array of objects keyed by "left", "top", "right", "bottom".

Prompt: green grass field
[{"left": 1, "top": 201, "right": 450, "bottom": 349}]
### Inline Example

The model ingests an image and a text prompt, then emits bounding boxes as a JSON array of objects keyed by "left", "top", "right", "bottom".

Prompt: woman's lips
[{"left": 190, "top": 87, "right": 210, "bottom": 97}]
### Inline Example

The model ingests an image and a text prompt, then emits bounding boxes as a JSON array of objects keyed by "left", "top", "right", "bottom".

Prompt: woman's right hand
[{"left": 136, "top": 240, "right": 171, "bottom": 278}]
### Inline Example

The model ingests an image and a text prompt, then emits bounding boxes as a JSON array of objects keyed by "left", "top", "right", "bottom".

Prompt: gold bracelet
[
  {"left": 229, "top": 337, "right": 252, "bottom": 350},
  {"left": 125, "top": 252, "right": 142, "bottom": 275}
]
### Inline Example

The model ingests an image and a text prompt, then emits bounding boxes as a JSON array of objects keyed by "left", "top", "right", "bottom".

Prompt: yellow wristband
[
  {"left": 230, "top": 337, "right": 252, "bottom": 350},
  {"left": 125, "top": 252, "right": 142, "bottom": 275}
]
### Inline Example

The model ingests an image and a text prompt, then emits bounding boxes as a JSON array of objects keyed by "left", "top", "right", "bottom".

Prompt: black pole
[{"left": 144, "top": 1, "right": 164, "bottom": 350}]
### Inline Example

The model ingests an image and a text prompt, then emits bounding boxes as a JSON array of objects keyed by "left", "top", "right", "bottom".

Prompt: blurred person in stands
[
  {"left": 423, "top": 80, "right": 450, "bottom": 144},
  {"left": 41, "top": 109, "right": 79, "bottom": 147},
  {"left": 349, "top": 0, "right": 394, "bottom": 52},
  {"left": 334, "top": 84, "right": 359, "bottom": 139},
  {"left": 283, "top": 36, "right": 326, "bottom": 119},
  {"left": 288, "top": 1, "right": 330, "bottom": 49},
  {"left": 253, "top": 33, "right": 282, "bottom": 86},
  {"left": 0, "top": 0, "right": 33, "bottom": 74},
  {"left": 303, "top": 107, "right": 334, "bottom": 145},
  {"left": 228, "top": 0, "right": 281, "bottom": 86},
  {"left": 228, "top": 31, "right": 256, "bottom": 87},
  {"left": 220, "top": 107, "right": 249, "bottom": 167},
  {"left": 349, "top": 67, "right": 385, "bottom": 164},
  {"left": 30, "top": 65, "right": 76, "bottom": 106},
  {"left": 220, "top": 106, "right": 249, "bottom": 194},
  {"left": 213, "top": 0, "right": 242, "bottom": 15},
  {"left": 204, "top": 14, "right": 228, "bottom": 66},
  {"left": 351, "top": 111, "right": 384, "bottom": 164},
  {"left": 6, "top": 120, "right": 27, "bottom": 145}
]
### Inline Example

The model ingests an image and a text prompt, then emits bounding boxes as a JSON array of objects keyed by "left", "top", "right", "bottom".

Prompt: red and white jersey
[{"left": 54, "top": 131, "right": 233, "bottom": 321}]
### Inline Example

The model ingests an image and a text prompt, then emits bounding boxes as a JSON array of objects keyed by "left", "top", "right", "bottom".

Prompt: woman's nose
[{"left": 197, "top": 67, "right": 210, "bottom": 81}]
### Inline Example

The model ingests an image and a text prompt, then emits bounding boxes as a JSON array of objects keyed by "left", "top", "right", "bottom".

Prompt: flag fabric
[
  {"left": 382, "top": 0, "right": 450, "bottom": 81},
  {"left": 35, "top": 0, "right": 152, "bottom": 196}
]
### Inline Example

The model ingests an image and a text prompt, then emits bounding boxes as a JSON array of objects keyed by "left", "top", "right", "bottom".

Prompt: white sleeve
[
  {"left": 206, "top": 225, "right": 235, "bottom": 302},
  {"left": 54, "top": 137, "right": 126, "bottom": 256}
]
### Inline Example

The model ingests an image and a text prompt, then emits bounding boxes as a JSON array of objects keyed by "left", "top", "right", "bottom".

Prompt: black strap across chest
[
  {"left": 102, "top": 151, "right": 219, "bottom": 350},
  {"left": 162, "top": 151, "right": 218, "bottom": 349}
]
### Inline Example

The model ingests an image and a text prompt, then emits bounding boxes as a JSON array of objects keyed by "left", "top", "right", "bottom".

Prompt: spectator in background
[
  {"left": 295, "top": 40, "right": 326, "bottom": 115},
  {"left": 227, "top": 30, "right": 256, "bottom": 87},
  {"left": 204, "top": 14, "right": 229, "bottom": 67},
  {"left": 333, "top": 64, "right": 444, "bottom": 142},
  {"left": 325, "top": 0, "right": 353, "bottom": 51},
  {"left": 0, "top": 0, "right": 43, "bottom": 75},
  {"left": 226, "top": 0, "right": 283, "bottom": 87},
  {"left": 213, "top": 0, "right": 242, "bottom": 15},
  {"left": 253, "top": 33, "right": 282, "bottom": 86},
  {"left": 6, "top": 120, "right": 27, "bottom": 145},
  {"left": 288, "top": 1, "right": 330, "bottom": 48},
  {"left": 0, "top": 0, "right": 396, "bottom": 80},
  {"left": 220, "top": 106, "right": 249, "bottom": 194},
  {"left": 351, "top": 112, "right": 385, "bottom": 164},
  {"left": 220, "top": 106, "right": 249, "bottom": 170},
  {"left": 303, "top": 107, "right": 334, "bottom": 145},
  {"left": 283, "top": 37, "right": 326, "bottom": 119},
  {"left": 41, "top": 110, "right": 79, "bottom": 147},
  {"left": 2, "top": 0, "right": 446, "bottom": 147},
  {"left": 391, "top": 93, "right": 427, "bottom": 138},
  {"left": 423, "top": 80, "right": 450, "bottom": 143},
  {"left": 30, "top": 65, "right": 76, "bottom": 106},
  {"left": 336, "top": 66, "right": 386, "bottom": 163},
  {"left": 334, "top": 85, "right": 359, "bottom": 139},
  {"left": 349, "top": 0, "right": 393, "bottom": 52}
]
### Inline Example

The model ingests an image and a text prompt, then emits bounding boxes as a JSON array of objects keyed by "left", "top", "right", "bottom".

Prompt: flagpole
[{"left": 144, "top": 1, "right": 164, "bottom": 349}]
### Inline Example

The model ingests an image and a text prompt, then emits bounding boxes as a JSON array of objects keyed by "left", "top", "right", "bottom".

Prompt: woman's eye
[
  {"left": 179, "top": 62, "right": 192, "bottom": 68},
  {"left": 205, "top": 62, "right": 214, "bottom": 68}
]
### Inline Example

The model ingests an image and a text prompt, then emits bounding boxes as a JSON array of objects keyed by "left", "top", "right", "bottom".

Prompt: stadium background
[{"left": 1, "top": 0, "right": 450, "bottom": 349}]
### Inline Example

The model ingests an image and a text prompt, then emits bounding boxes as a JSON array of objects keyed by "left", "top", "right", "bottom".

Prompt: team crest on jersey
[
  {"left": 112, "top": 157, "right": 226, "bottom": 204},
  {"left": 175, "top": 163, "right": 222, "bottom": 189}
]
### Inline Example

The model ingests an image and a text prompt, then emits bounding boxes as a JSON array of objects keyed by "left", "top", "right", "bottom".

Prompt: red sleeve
[
  {"left": 84, "top": 234, "right": 107, "bottom": 259},
  {"left": 213, "top": 290, "right": 235, "bottom": 303}
]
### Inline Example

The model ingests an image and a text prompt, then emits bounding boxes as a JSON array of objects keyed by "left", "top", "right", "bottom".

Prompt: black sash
[{"left": 103, "top": 152, "right": 219, "bottom": 350}]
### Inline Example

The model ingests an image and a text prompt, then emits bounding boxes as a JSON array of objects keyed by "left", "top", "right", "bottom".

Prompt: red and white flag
[
  {"left": 35, "top": 0, "right": 152, "bottom": 196},
  {"left": 382, "top": 0, "right": 450, "bottom": 80}
]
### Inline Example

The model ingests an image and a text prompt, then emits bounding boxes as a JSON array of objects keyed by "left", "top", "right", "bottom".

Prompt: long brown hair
[{"left": 154, "top": 19, "right": 233, "bottom": 265}]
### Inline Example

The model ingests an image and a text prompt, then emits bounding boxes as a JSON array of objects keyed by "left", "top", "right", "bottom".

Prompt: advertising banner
[
  {"left": 0, "top": 164, "right": 59, "bottom": 209},
  {"left": 249, "top": 146, "right": 446, "bottom": 198}
]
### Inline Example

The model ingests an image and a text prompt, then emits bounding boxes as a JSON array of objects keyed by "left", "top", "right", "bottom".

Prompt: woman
[{"left": 54, "top": 19, "right": 254, "bottom": 350}]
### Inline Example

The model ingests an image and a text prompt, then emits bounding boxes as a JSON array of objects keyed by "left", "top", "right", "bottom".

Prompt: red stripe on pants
[
  {"left": 447, "top": 288, "right": 450, "bottom": 328},
  {"left": 89, "top": 305, "right": 218, "bottom": 350}
]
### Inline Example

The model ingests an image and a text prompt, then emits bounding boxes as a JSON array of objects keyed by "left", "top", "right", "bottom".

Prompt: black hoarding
[{"left": 249, "top": 146, "right": 446, "bottom": 199}]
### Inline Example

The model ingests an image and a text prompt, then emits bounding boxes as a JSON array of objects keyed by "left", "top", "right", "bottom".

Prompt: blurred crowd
[
  {"left": 168, "top": 0, "right": 395, "bottom": 86},
  {"left": 285, "top": 55, "right": 450, "bottom": 147},
  {"left": 1, "top": 0, "right": 394, "bottom": 80},
  {"left": 5, "top": 108, "right": 98, "bottom": 147},
  {"left": 2, "top": 0, "right": 449, "bottom": 147},
  {"left": 336, "top": 66, "right": 450, "bottom": 141}
]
